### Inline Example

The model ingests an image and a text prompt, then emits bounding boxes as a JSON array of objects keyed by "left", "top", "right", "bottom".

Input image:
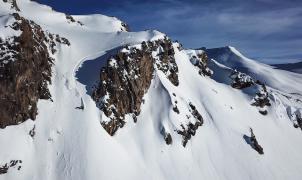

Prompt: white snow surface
[{"left": 1, "top": 1, "right": 302, "bottom": 180}]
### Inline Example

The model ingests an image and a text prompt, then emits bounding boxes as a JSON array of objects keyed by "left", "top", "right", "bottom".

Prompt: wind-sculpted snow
[{"left": 1, "top": 0, "right": 302, "bottom": 180}]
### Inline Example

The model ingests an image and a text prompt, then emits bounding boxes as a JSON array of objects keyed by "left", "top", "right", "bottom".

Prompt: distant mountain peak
[{"left": 1, "top": 1, "right": 302, "bottom": 180}]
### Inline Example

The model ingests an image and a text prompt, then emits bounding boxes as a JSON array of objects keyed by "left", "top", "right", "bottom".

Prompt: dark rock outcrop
[
  {"left": 190, "top": 52, "right": 213, "bottom": 76},
  {"left": 293, "top": 113, "right": 302, "bottom": 130},
  {"left": 251, "top": 83, "right": 271, "bottom": 115},
  {"left": 29, "top": 125, "right": 36, "bottom": 138},
  {"left": 0, "top": 13, "right": 68, "bottom": 128},
  {"left": 229, "top": 70, "right": 270, "bottom": 115},
  {"left": 0, "top": 160, "right": 22, "bottom": 175},
  {"left": 92, "top": 45, "right": 154, "bottom": 135},
  {"left": 296, "top": 116, "right": 302, "bottom": 130},
  {"left": 160, "top": 127, "right": 173, "bottom": 145},
  {"left": 177, "top": 103, "right": 203, "bottom": 147},
  {"left": 230, "top": 70, "right": 254, "bottom": 89},
  {"left": 249, "top": 128, "right": 264, "bottom": 154},
  {"left": 164, "top": 133, "right": 172, "bottom": 145},
  {"left": 189, "top": 103, "right": 204, "bottom": 122},
  {"left": 92, "top": 38, "right": 179, "bottom": 135},
  {"left": 172, "top": 105, "right": 180, "bottom": 114},
  {"left": 0, "top": 164, "right": 8, "bottom": 175},
  {"left": 65, "top": 14, "right": 83, "bottom": 26},
  {"left": 153, "top": 39, "right": 179, "bottom": 86}
]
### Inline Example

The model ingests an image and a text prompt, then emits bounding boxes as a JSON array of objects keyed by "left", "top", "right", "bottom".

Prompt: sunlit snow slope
[{"left": 1, "top": 1, "right": 302, "bottom": 180}]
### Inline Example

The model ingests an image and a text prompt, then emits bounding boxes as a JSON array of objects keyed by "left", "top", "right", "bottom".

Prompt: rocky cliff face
[
  {"left": 91, "top": 38, "right": 207, "bottom": 146},
  {"left": 0, "top": 13, "right": 69, "bottom": 128},
  {"left": 2, "top": 1, "right": 302, "bottom": 179},
  {"left": 92, "top": 38, "right": 179, "bottom": 135}
]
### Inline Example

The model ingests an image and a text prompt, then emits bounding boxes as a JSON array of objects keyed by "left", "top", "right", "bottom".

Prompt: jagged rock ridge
[{"left": 92, "top": 38, "right": 179, "bottom": 136}]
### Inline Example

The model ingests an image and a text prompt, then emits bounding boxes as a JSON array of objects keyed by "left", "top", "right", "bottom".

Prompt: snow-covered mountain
[
  {"left": 1, "top": 1, "right": 302, "bottom": 180},
  {"left": 271, "top": 61, "right": 302, "bottom": 74}
]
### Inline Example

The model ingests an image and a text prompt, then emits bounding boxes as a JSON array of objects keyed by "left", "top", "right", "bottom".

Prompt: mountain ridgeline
[{"left": 1, "top": 0, "right": 302, "bottom": 180}]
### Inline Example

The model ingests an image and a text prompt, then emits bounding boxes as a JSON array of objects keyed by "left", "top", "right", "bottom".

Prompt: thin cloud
[{"left": 37, "top": 0, "right": 302, "bottom": 64}]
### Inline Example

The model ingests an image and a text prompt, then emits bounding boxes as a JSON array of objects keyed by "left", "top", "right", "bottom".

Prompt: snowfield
[{"left": 1, "top": 0, "right": 302, "bottom": 180}]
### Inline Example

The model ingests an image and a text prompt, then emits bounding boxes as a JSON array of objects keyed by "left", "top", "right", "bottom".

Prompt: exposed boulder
[
  {"left": 230, "top": 70, "right": 254, "bottom": 89},
  {"left": 165, "top": 133, "right": 172, "bottom": 145},
  {"left": 249, "top": 128, "right": 264, "bottom": 154},
  {"left": 29, "top": 125, "right": 36, "bottom": 138},
  {"left": 172, "top": 105, "right": 180, "bottom": 114},
  {"left": 160, "top": 127, "right": 173, "bottom": 145}
]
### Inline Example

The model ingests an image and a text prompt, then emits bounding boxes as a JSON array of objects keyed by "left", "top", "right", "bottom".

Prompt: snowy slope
[
  {"left": 1, "top": 1, "right": 302, "bottom": 180},
  {"left": 206, "top": 46, "right": 302, "bottom": 94}
]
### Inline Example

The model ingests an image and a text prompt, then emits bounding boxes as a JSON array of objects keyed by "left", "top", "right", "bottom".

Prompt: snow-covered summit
[
  {"left": 207, "top": 46, "right": 302, "bottom": 93},
  {"left": 1, "top": 1, "right": 302, "bottom": 180}
]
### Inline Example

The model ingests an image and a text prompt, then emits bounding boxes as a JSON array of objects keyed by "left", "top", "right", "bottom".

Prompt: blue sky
[{"left": 37, "top": 0, "right": 302, "bottom": 64}]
